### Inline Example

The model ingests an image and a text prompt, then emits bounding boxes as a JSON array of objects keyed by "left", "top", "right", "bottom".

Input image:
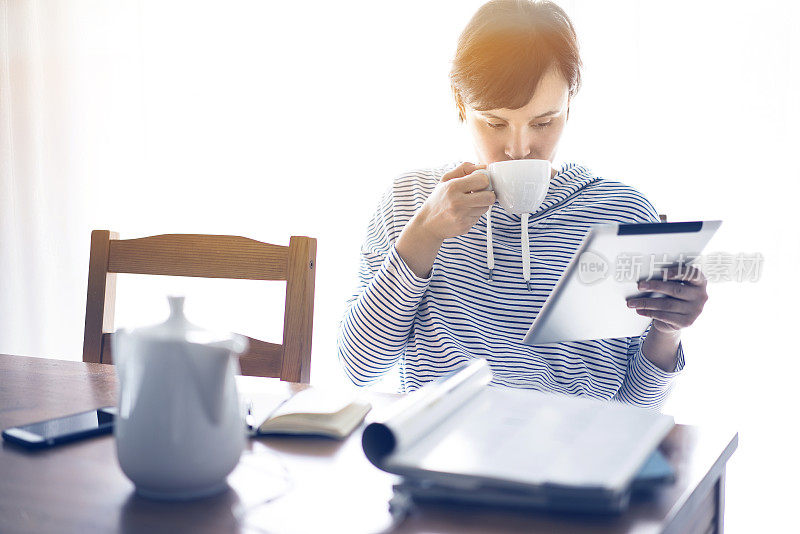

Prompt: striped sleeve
[
  {"left": 337, "top": 185, "right": 431, "bottom": 386},
  {"left": 613, "top": 324, "right": 686, "bottom": 410}
]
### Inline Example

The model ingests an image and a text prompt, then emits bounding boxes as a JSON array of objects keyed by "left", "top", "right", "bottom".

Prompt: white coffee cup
[{"left": 476, "top": 159, "right": 552, "bottom": 214}]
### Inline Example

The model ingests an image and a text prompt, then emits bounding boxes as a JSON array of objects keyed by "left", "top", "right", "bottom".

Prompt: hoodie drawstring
[
  {"left": 486, "top": 206, "right": 494, "bottom": 280},
  {"left": 486, "top": 209, "right": 532, "bottom": 291},
  {"left": 521, "top": 213, "right": 531, "bottom": 291}
]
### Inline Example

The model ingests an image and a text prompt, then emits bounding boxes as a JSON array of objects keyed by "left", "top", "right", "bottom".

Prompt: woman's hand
[
  {"left": 416, "top": 162, "right": 496, "bottom": 240},
  {"left": 626, "top": 264, "right": 709, "bottom": 334},
  {"left": 396, "top": 162, "right": 495, "bottom": 278}
]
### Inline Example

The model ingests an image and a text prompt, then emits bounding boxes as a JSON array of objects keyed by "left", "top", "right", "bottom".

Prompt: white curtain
[
  {"left": 2, "top": 1, "right": 77, "bottom": 358},
  {"left": 1, "top": 0, "right": 143, "bottom": 358}
]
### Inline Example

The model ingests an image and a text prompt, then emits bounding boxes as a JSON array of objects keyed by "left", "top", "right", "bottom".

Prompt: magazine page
[
  {"left": 384, "top": 387, "right": 674, "bottom": 493},
  {"left": 361, "top": 359, "right": 492, "bottom": 468}
]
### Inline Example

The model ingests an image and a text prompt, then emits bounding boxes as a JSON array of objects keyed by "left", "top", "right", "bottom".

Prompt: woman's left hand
[{"left": 626, "top": 264, "right": 708, "bottom": 334}]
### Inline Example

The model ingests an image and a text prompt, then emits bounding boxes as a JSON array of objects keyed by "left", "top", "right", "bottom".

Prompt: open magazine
[{"left": 362, "top": 359, "right": 674, "bottom": 513}]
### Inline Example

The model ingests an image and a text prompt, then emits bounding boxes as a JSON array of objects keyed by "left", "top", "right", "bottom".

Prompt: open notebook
[
  {"left": 242, "top": 385, "right": 371, "bottom": 440},
  {"left": 362, "top": 359, "right": 674, "bottom": 513}
]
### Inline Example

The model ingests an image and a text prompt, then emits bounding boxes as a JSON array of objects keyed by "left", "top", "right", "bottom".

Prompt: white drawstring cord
[
  {"left": 521, "top": 213, "right": 531, "bottom": 291},
  {"left": 486, "top": 206, "right": 494, "bottom": 280},
  {"left": 486, "top": 208, "right": 532, "bottom": 290}
]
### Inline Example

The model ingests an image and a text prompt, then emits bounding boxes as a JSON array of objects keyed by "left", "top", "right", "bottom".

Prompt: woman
[{"left": 337, "top": 0, "right": 707, "bottom": 409}]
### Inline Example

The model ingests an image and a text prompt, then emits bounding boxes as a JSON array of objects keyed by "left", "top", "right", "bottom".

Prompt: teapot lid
[{"left": 127, "top": 296, "right": 247, "bottom": 353}]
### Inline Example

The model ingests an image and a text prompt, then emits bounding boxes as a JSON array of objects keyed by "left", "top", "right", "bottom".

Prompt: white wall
[{"left": 1, "top": 1, "right": 798, "bottom": 531}]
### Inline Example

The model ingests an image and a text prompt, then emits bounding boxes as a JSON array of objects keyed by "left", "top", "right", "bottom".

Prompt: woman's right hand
[
  {"left": 396, "top": 162, "right": 496, "bottom": 278},
  {"left": 416, "top": 162, "right": 496, "bottom": 240}
]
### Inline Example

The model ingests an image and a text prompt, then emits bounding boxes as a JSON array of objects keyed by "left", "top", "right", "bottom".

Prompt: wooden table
[{"left": 0, "top": 354, "right": 737, "bottom": 534}]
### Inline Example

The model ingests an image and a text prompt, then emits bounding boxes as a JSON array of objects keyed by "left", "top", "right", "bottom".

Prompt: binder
[{"left": 362, "top": 360, "right": 675, "bottom": 513}]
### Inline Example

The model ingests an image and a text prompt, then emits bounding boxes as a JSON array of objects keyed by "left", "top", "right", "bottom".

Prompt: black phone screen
[{"left": 2, "top": 407, "right": 115, "bottom": 448}]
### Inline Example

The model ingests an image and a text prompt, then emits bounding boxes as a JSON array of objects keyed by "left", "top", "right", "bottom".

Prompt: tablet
[{"left": 522, "top": 220, "right": 722, "bottom": 345}]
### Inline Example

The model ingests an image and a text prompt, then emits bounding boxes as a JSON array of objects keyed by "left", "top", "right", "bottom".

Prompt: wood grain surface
[
  {"left": 107, "top": 234, "right": 290, "bottom": 280},
  {"left": 0, "top": 354, "right": 737, "bottom": 534}
]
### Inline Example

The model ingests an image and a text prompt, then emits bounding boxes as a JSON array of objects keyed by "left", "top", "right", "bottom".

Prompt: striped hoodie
[{"left": 337, "top": 162, "right": 684, "bottom": 409}]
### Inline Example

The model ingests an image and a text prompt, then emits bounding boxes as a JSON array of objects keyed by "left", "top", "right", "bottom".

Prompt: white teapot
[{"left": 112, "top": 296, "right": 248, "bottom": 500}]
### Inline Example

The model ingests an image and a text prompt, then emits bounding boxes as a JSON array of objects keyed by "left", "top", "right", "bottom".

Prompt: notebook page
[{"left": 270, "top": 388, "right": 361, "bottom": 417}]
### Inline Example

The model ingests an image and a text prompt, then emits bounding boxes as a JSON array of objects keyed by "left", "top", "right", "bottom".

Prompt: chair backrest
[{"left": 82, "top": 231, "right": 316, "bottom": 383}]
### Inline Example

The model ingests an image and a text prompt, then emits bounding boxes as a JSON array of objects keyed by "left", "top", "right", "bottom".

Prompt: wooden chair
[{"left": 82, "top": 231, "right": 316, "bottom": 383}]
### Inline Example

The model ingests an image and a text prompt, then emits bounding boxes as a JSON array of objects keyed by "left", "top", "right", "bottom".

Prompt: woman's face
[{"left": 464, "top": 67, "right": 570, "bottom": 167}]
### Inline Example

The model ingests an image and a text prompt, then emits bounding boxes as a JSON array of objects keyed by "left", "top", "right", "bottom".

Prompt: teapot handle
[{"left": 112, "top": 331, "right": 144, "bottom": 420}]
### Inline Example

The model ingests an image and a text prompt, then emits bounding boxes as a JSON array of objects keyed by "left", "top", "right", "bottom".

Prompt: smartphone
[{"left": 2, "top": 407, "right": 116, "bottom": 449}]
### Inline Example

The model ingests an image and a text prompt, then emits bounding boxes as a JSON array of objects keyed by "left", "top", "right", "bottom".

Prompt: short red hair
[{"left": 450, "top": 0, "right": 582, "bottom": 121}]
